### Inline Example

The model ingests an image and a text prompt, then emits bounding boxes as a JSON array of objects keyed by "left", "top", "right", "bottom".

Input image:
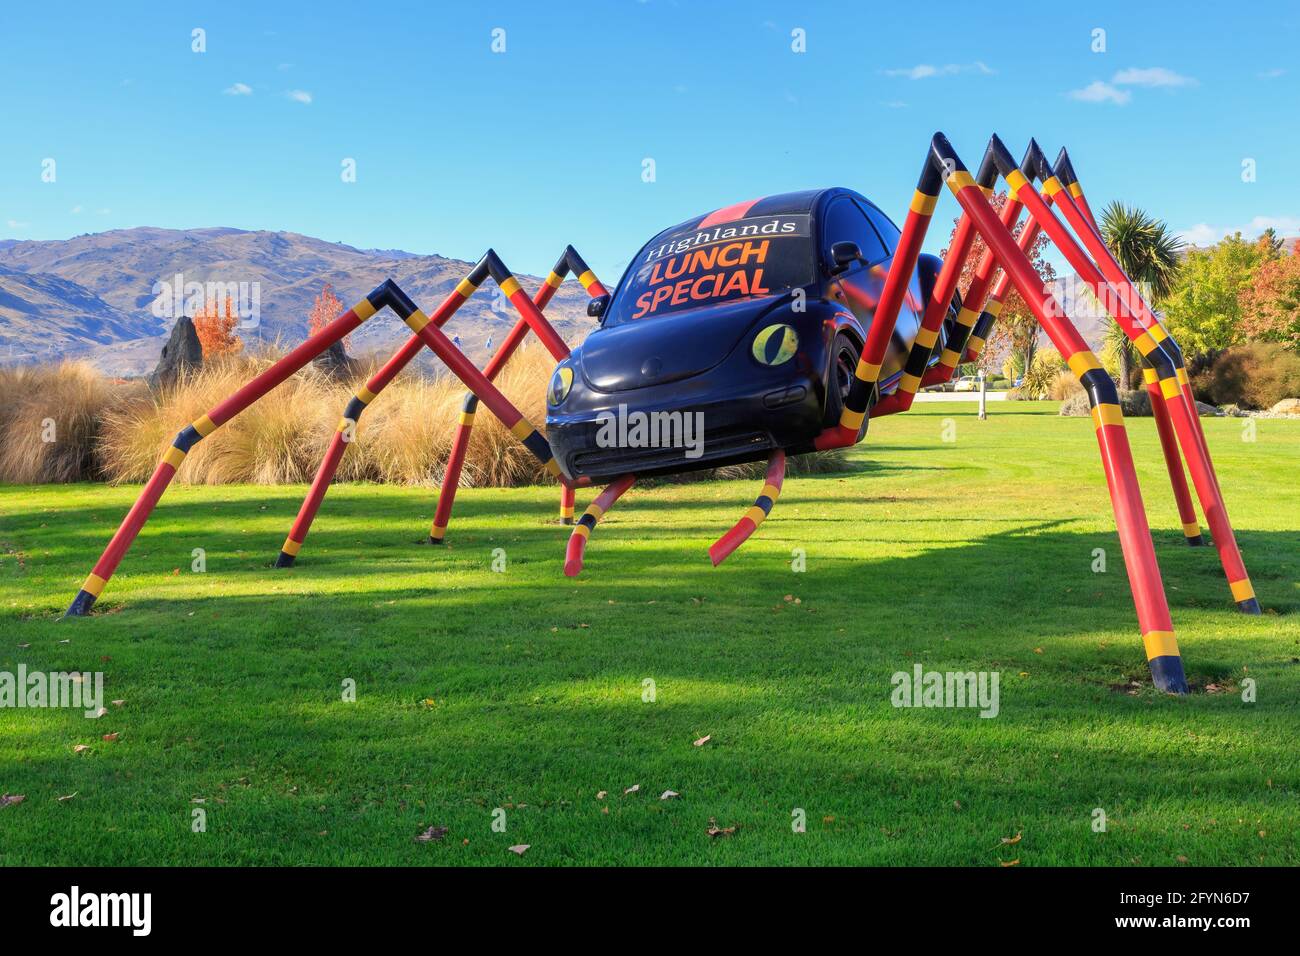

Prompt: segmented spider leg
[
  {"left": 1007, "top": 138, "right": 1251, "bottom": 610},
  {"left": 67, "top": 283, "right": 396, "bottom": 615},
  {"left": 812, "top": 152, "right": 944, "bottom": 448},
  {"left": 432, "top": 247, "right": 607, "bottom": 543},
  {"left": 1052, "top": 147, "right": 1203, "bottom": 547},
  {"left": 563, "top": 473, "right": 636, "bottom": 577},
  {"left": 277, "top": 276, "right": 482, "bottom": 567},
  {"left": 932, "top": 132, "right": 1187, "bottom": 693},
  {"left": 708, "top": 450, "right": 786, "bottom": 566}
]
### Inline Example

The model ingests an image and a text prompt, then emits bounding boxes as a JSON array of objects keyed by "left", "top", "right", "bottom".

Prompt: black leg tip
[
  {"left": 274, "top": 551, "right": 296, "bottom": 568},
  {"left": 1237, "top": 597, "right": 1262, "bottom": 615},
  {"left": 1185, "top": 534, "right": 1205, "bottom": 547},
  {"left": 63, "top": 590, "right": 96, "bottom": 618},
  {"left": 1148, "top": 655, "right": 1189, "bottom": 694},
  {"left": 428, "top": 536, "right": 444, "bottom": 545},
  {"left": 561, "top": 517, "right": 574, "bottom": 526}
]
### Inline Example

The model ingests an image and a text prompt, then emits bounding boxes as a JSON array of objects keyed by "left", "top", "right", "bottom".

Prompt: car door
[{"left": 820, "top": 196, "right": 921, "bottom": 382}]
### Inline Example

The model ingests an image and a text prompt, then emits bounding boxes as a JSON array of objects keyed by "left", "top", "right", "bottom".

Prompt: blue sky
[{"left": 1, "top": 0, "right": 1297, "bottom": 281}]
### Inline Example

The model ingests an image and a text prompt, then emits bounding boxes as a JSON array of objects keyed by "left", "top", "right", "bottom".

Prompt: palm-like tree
[{"left": 1098, "top": 202, "right": 1184, "bottom": 388}]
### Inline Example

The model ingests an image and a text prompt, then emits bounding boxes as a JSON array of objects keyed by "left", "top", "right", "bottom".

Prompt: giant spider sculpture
[{"left": 65, "top": 133, "right": 1259, "bottom": 695}]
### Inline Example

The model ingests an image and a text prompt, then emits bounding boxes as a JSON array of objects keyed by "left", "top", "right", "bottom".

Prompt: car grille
[{"left": 570, "top": 429, "right": 773, "bottom": 477}]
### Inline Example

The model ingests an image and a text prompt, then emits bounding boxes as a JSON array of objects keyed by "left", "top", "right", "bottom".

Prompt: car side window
[
  {"left": 820, "top": 197, "right": 888, "bottom": 272},
  {"left": 857, "top": 200, "right": 901, "bottom": 249}
]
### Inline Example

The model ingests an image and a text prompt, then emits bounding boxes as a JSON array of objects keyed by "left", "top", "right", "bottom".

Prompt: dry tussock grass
[
  {"left": 1, "top": 347, "right": 846, "bottom": 486},
  {"left": 0, "top": 362, "right": 143, "bottom": 483}
]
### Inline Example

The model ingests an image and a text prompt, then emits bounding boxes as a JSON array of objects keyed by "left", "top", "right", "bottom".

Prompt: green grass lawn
[{"left": 1, "top": 402, "right": 1297, "bottom": 866}]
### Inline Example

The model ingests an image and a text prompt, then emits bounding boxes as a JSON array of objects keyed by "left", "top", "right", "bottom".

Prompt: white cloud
[
  {"left": 1177, "top": 215, "right": 1300, "bottom": 247},
  {"left": 96, "top": 208, "right": 110, "bottom": 215},
  {"left": 1068, "top": 80, "right": 1131, "bottom": 105},
  {"left": 883, "top": 100, "right": 908, "bottom": 109},
  {"left": 70, "top": 205, "right": 83, "bottom": 214},
  {"left": 6, "top": 219, "right": 29, "bottom": 229},
  {"left": 224, "top": 82, "right": 253, "bottom": 96},
  {"left": 1259, "top": 67, "right": 1286, "bottom": 79},
  {"left": 1112, "top": 67, "right": 1197, "bottom": 88},
  {"left": 287, "top": 89, "right": 312, "bottom": 104},
  {"left": 883, "top": 62, "right": 994, "bottom": 80}
]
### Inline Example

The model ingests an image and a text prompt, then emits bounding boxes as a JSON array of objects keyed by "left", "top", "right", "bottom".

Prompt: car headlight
[
  {"left": 752, "top": 324, "right": 798, "bottom": 366},
  {"left": 548, "top": 365, "right": 574, "bottom": 406}
]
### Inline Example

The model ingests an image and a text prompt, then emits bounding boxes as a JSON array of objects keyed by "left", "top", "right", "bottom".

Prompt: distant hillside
[
  {"left": 0, "top": 227, "right": 597, "bottom": 375},
  {"left": 0, "top": 264, "right": 156, "bottom": 359}
]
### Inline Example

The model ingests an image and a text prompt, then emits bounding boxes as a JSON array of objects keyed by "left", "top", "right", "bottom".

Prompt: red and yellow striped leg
[
  {"left": 1141, "top": 364, "right": 1203, "bottom": 546},
  {"left": 873, "top": 208, "right": 981, "bottom": 417},
  {"left": 429, "top": 394, "right": 478, "bottom": 544},
  {"left": 283, "top": 270, "right": 491, "bottom": 564},
  {"left": 935, "top": 135, "right": 1186, "bottom": 692},
  {"left": 708, "top": 450, "right": 786, "bottom": 566},
  {"left": 278, "top": 428, "right": 349, "bottom": 567},
  {"left": 66, "top": 293, "right": 380, "bottom": 615},
  {"left": 397, "top": 301, "right": 571, "bottom": 486},
  {"left": 431, "top": 249, "right": 607, "bottom": 542},
  {"left": 431, "top": 292, "right": 543, "bottom": 544},
  {"left": 816, "top": 167, "right": 941, "bottom": 448},
  {"left": 564, "top": 473, "right": 635, "bottom": 577},
  {"left": 1026, "top": 174, "right": 1255, "bottom": 611},
  {"left": 919, "top": 195, "right": 1030, "bottom": 388}
]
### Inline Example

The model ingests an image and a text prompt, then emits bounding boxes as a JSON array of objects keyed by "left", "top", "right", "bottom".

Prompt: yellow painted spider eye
[
  {"left": 752, "top": 324, "right": 798, "bottom": 366},
  {"left": 548, "top": 365, "right": 574, "bottom": 405}
]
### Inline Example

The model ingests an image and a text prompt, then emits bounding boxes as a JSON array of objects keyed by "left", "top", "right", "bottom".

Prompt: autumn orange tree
[
  {"left": 941, "top": 192, "right": 1057, "bottom": 379},
  {"left": 193, "top": 295, "right": 243, "bottom": 358},
  {"left": 309, "top": 283, "right": 351, "bottom": 349},
  {"left": 1239, "top": 246, "right": 1300, "bottom": 349}
]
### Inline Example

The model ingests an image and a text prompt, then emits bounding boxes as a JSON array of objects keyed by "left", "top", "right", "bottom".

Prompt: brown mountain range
[{"left": 0, "top": 227, "right": 596, "bottom": 375}]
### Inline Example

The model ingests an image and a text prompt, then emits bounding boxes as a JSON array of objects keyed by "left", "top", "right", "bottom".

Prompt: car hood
[{"left": 577, "top": 294, "right": 797, "bottom": 393}]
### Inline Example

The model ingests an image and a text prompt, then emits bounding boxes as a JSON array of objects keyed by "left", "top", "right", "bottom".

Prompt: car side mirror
[
  {"left": 830, "top": 241, "right": 865, "bottom": 274},
  {"left": 587, "top": 294, "right": 610, "bottom": 319}
]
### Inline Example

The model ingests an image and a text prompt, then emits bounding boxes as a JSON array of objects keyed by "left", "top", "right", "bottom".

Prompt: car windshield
[{"left": 603, "top": 213, "right": 815, "bottom": 326}]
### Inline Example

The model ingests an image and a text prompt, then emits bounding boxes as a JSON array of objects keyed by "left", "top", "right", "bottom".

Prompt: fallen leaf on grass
[
  {"left": 112, "top": 700, "right": 125, "bottom": 707},
  {"left": 623, "top": 784, "right": 639, "bottom": 795},
  {"left": 693, "top": 735, "right": 711, "bottom": 747},
  {"left": 595, "top": 791, "right": 606, "bottom": 800},
  {"left": 1000, "top": 832, "right": 1022, "bottom": 846},
  {"left": 72, "top": 744, "right": 90, "bottom": 754},
  {"left": 706, "top": 818, "right": 737, "bottom": 838},
  {"left": 57, "top": 792, "right": 78, "bottom": 802},
  {"left": 90, "top": 707, "right": 107, "bottom": 718},
  {"left": 0, "top": 794, "right": 25, "bottom": 808},
  {"left": 508, "top": 844, "right": 530, "bottom": 856},
  {"left": 660, "top": 790, "right": 679, "bottom": 800},
  {"left": 414, "top": 825, "right": 449, "bottom": 843},
  {"left": 999, "top": 859, "right": 1020, "bottom": 867},
  {"left": 101, "top": 733, "right": 119, "bottom": 742},
  {"left": 17, "top": 643, "right": 30, "bottom": 649}
]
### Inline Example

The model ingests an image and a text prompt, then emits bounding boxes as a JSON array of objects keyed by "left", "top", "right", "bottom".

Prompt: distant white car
[{"left": 953, "top": 375, "right": 979, "bottom": 392}]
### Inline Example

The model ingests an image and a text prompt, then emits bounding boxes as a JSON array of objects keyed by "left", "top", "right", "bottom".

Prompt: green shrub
[
  {"left": 1019, "top": 348, "right": 1066, "bottom": 399},
  {"left": 1194, "top": 343, "right": 1300, "bottom": 409}
]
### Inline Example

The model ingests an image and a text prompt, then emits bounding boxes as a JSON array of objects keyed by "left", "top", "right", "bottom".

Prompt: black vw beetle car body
[{"left": 545, "top": 188, "right": 957, "bottom": 482}]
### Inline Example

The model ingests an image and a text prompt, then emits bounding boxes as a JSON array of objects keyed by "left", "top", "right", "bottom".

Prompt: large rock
[
  {"left": 313, "top": 339, "right": 358, "bottom": 379},
  {"left": 1195, "top": 400, "right": 1224, "bottom": 417},
  {"left": 1060, "top": 389, "right": 1151, "bottom": 418},
  {"left": 1271, "top": 398, "right": 1300, "bottom": 416},
  {"left": 147, "top": 316, "right": 202, "bottom": 388}
]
